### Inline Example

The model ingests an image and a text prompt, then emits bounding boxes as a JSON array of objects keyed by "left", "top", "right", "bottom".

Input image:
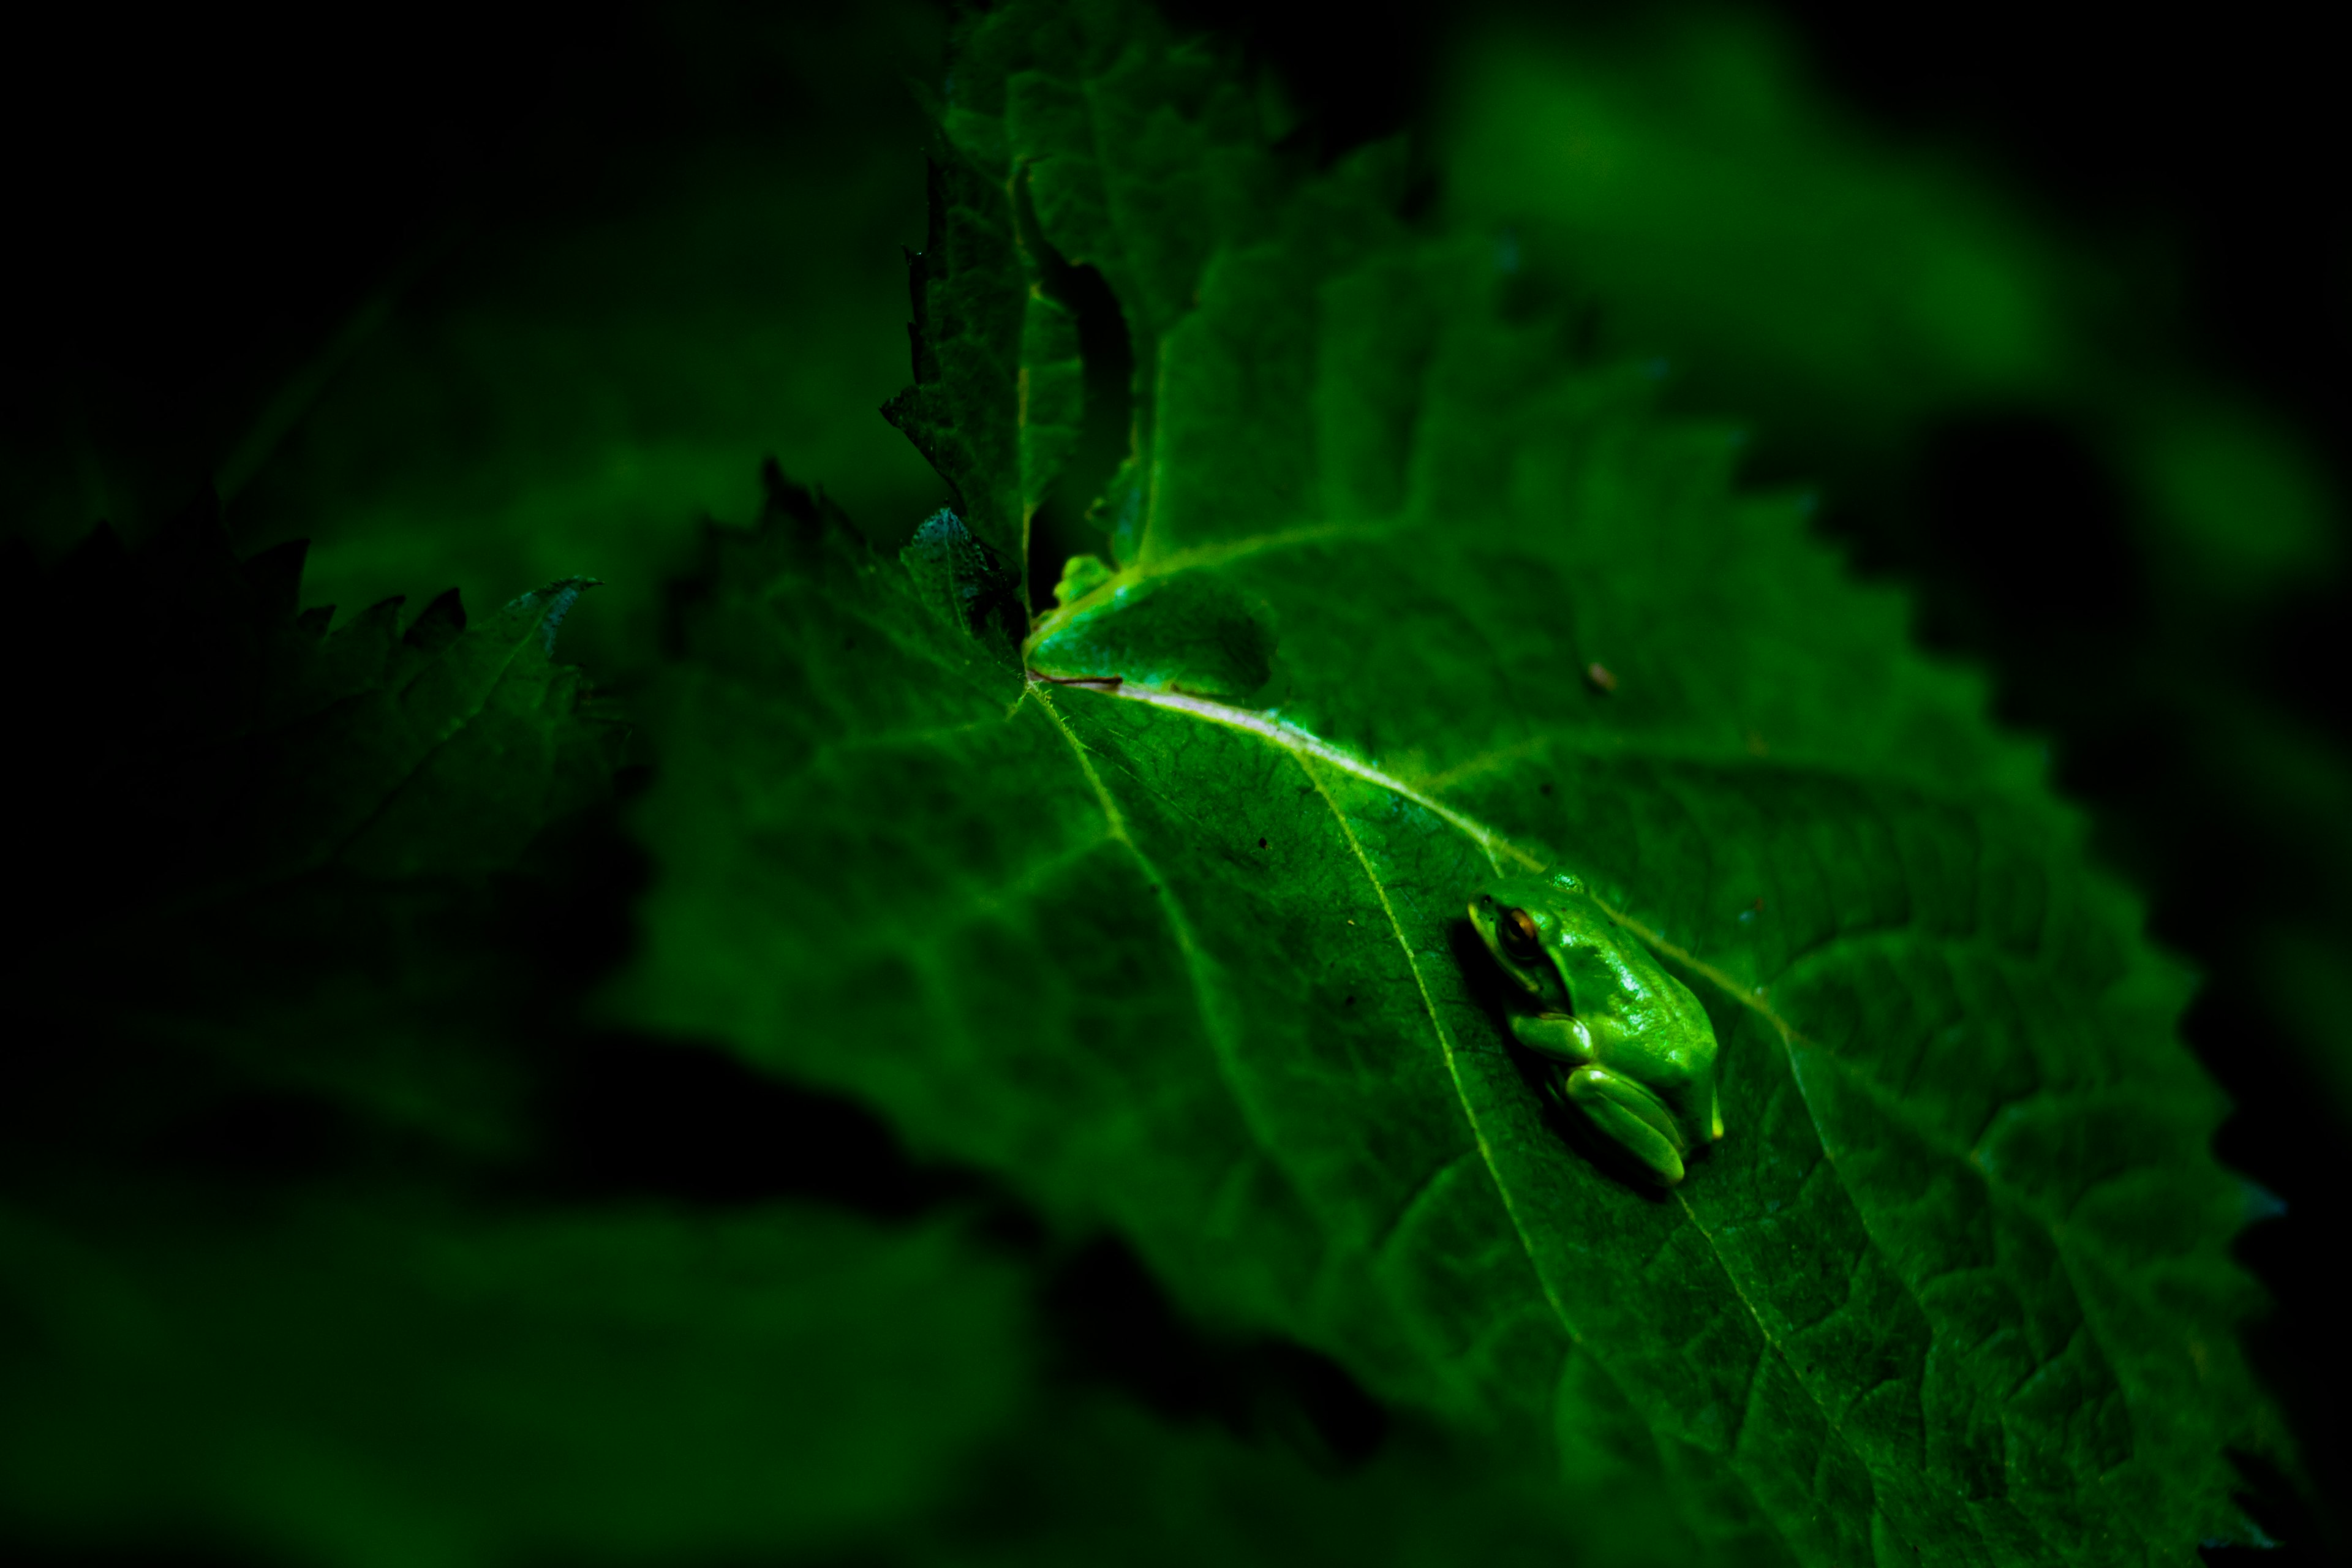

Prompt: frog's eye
[{"left": 1499, "top": 907, "right": 1542, "bottom": 961}]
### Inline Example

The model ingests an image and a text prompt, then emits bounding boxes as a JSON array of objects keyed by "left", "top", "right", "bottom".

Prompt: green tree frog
[{"left": 1468, "top": 871, "right": 1725, "bottom": 1185}]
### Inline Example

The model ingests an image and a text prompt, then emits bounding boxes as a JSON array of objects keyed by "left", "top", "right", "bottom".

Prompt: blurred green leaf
[
  {"left": 1438, "top": 10, "right": 2343, "bottom": 606},
  {"left": 1441, "top": 12, "right": 2073, "bottom": 432},
  {"left": 0, "top": 429, "right": 1668, "bottom": 1568},
  {"left": 883, "top": 154, "right": 1085, "bottom": 569},
  {"left": 619, "top": 2, "right": 2280, "bottom": 1562},
  {"left": 8, "top": 495, "right": 626, "bottom": 899},
  {"left": 2, "top": 497, "right": 629, "bottom": 1158},
  {"left": 228, "top": 27, "right": 954, "bottom": 679},
  {"left": 0, "top": 1185, "right": 1702, "bottom": 1568},
  {"left": 2127, "top": 399, "right": 2341, "bottom": 592},
  {"left": 0, "top": 1200, "right": 1029, "bottom": 1567},
  {"left": 905, "top": 1387, "right": 1680, "bottom": 1568}
]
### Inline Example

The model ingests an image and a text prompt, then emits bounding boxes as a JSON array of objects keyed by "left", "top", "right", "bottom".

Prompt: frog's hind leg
[{"left": 1563, "top": 1066, "right": 1688, "bottom": 1185}]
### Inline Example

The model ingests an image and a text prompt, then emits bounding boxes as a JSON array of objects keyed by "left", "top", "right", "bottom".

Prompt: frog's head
[{"left": 1466, "top": 870, "right": 1589, "bottom": 1012}]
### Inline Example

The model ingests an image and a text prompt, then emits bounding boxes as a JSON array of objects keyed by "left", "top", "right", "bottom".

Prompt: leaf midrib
[
  {"left": 1028, "top": 676, "right": 1866, "bottom": 1559},
  {"left": 1023, "top": 681, "right": 1297, "bottom": 1197},
  {"left": 1039, "top": 675, "right": 2201, "bottom": 1563},
  {"left": 1091, "top": 682, "right": 2192, "bottom": 1542}
]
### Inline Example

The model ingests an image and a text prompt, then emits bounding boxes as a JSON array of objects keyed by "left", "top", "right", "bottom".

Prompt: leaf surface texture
[{"left": 625, "top": 10, "right": 2275, "bottom": 1558}]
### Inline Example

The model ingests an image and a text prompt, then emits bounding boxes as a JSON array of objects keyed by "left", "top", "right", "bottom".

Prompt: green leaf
[
  {"left": 620, "top": 2, "right": 2280, "bottom": 1563},
  {"left": 2, "top": 484, "right": 1665, "bottom": 1568},
  {"left": 1034, "top": 557, "right": 1275, "bottom": 699},
  {"left": 627, "top": 507, "right": 2273, "bottom": 1561},
  {"left": 12, "top": 494, "right": 626, "bottom": 899},
  {"left": 3, "top": 494, "right": 630, "bottom": 1153},
  {"left": 218, "top": 35, "right": 959, "bottom": 682},
  {"left": 883, "top": 151, "right": 1086, "bottom": 573},
  {"left": 904, "top": 1387, "right": 1684, "bottom": 1568},
  {"left": 3, "top": 1180, "right": 1713, "bottom": 1568},
  {"left": 0, "top": 1199, "right": 1030, "bottom": 1566}
]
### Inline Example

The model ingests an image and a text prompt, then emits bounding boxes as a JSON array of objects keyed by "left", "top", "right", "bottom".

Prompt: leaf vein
[
  {"left": 1292, "top": 751, "right": 1587, "bottom": 1366},
  {"left": 1025, "top": 683, "right": 1286, "bottom": 1178}
]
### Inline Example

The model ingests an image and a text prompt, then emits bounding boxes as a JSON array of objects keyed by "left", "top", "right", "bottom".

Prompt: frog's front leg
[
  {"left": 1509, "top": 1011, "right": 1596, "bottom": 1063},
  {"left": 1562, "top": 1066, "right": 1690, "bottom": 1185}
]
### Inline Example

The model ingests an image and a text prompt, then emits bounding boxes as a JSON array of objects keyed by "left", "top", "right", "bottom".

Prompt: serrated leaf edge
[{"left": 1038, "top": 672, "right": 2243, "bottom": 1564}]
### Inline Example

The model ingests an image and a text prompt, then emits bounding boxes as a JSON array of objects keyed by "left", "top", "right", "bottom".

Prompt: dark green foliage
[
  {"left": 883, "top": 150, "right": 1084, "bottom": 573},
  {"left": 1, "top": 1, "right": 2313, "bottom": 1563},
  {"left": 6, "top": 491, "right": 625, "bottom": 903},
  {"left": 1, "top": 496, "right": 633, "bottom": 1161},
  {"left": 8, "top": 479, "right": 1651, "bottom": 1568},
  {"left": 620, "top": 2, "right": 2283, "bottom": 1562},
  {"left": 1, "top": 1200, "right": 1031, "bottom": 1565}
]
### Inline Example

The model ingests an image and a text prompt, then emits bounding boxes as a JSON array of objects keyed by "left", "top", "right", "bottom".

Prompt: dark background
[{"left": 5, "top": 0, "right": 2344, "bottom": 1558}]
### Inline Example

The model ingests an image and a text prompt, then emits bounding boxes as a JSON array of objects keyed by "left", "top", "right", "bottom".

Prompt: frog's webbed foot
[
  {"left": 1563, "top": 1066, "right": 1689, "bottom": 1185},
  {"left": 1509, "top": 1011, "right": 1594, "bottom": 1063}
]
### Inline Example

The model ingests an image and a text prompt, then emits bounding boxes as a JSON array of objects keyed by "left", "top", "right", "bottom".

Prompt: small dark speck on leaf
[
  {"left": 1585, "top": 662, "right": 1617, "bottom": 693},
  {"left": 1344, "top": 996, "right": 1356, "bottom": 1007},
  {"left": 1539, "top": 782, "right": 1553, "bottom": 796},
  {"left": 1258, "top": 837, "right": 1268, "bottom": 850}
]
